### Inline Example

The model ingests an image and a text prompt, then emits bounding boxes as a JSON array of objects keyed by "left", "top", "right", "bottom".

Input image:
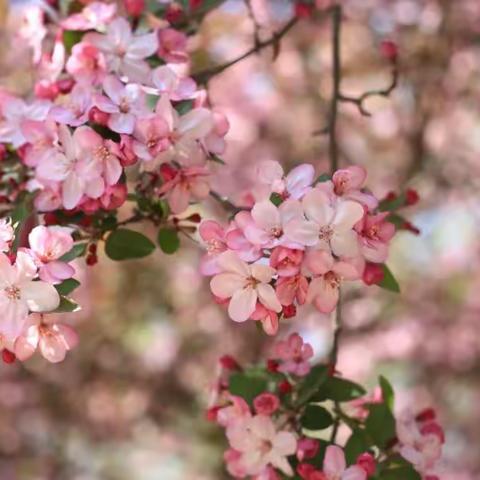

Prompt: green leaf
[
  {"left": 270, "top": 193, "right": 284, "bottom": 206},
  {"left": 55, "top": 279, "right": 80, "bottom": 296},
  {"left": 380, "top": 466, "right": 421, "bottom": 480},
  {"left": 365, "top": 403, "right": 396, "bottom": 448},
  {"left": 344, "top": 429, "right": 370, "bottom": 464},
  {"left": 301, "top": 404, "right": 334, "bottom": 431},
  {"left": 386, "top": 213, "right": 407, "bottom": 229},
  {"left": 63, "top": 30, "right": 84, "bottom": 54},
  {"left": 105, "top": 229, "right": 155, "bottom": 260},
  {"left": 210, "top": 154, "right": 226, "bottom": 165},
  {"left": 378, "top": 265, "right": 400, "bottom": 293},
  {"left": 175, "top": 100, "right": 194, "bottom": 115},
  {"left": 90, "top": 124, "right": 121, "bottom": 142},
  {"left": 313, "top": 376, "right": 366, "bottom": 402},
  {"left": 314, "top": 173, "right": 331, "bottom": 184},
  {"left": 379, "top": 376, "right": 395, "bottom": 411},
  {"left": 228, "top": 372, "right": 269, "bottom": 405},
  {"left": 295, "top": 365, "right": 329, "bottom": 406},
  {"left": 59, "top": 243, "right": 87, "bottom": 262},
  {"left": 378, "top": 193, "right": 406, "bottom": 212},
  {"left": 157, "top": 228, "right": 180, "bottom": 254},
  {"left": 54, "top": 296, "right": 81, "bottom": 313}
]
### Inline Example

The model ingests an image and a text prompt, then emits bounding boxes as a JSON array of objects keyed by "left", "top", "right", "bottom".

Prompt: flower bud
[
  {"left": 362, "top": 263, "right": 384, "bottom": 286},
  {"left": 380, "top": 40, "right": 398, "bottom": 62},
  {"left": 124, "top": 0, "right": 145, "bottom": 17},
  {"left": 356, "top": 452, "right": 376, "bottom": 476}
]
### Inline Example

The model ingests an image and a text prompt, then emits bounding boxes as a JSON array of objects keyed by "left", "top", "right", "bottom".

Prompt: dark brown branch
[
  {"left": 192, "top": 17, "right": 298, "bottom": 84},
  {"left": 338, "top": 65, "right": 399, "bottom": 116}
]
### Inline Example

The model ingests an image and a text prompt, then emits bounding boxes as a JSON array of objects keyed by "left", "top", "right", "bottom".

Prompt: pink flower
[
  {"left": 20, "top": 119, "right": 58, "bottom": 167},
  {"left": 94, "top": 75, "right": 148, "bottom": 134},
  {"left": 332, "top": 166, "right": 378, "bottom": 211},
  {"left": 150, "top": 65, "right": 196, "bottom": 101},
  {"left": 285, "top": 189, "right": 364, "bottom": 257},
  {"left": 0, "top": 218, "right": 14, "bottom": 252},
  {"left": 36, "top": 125, "right": 104, "bottom": 210},
  {"left": 296, "top": 438, "right": 320, "bottom": 462},
  {"left": 157, "top": 164, "right": 210, "bottom": 214},
  {"left": 99, "top": 183, "right": 128, "bottom": 210},
  {"left": 14, "top": 314, "right": 78, "bottom": 363},
  {"left": 305, "top": 250, "right": 364, "bottom": 314},
  {"left": 240, "top": 199, "right": 304, "bottom": 248},
  {"left": 0, "top": 97, "right": 51, "bottom": 148},
  {"left": 199, "top": 220, "right": 229, "bottom": 275},
  {"left": 84, "top": 17, "right": 158, "bottom": 82},
  {"left": 49, "top": 84, "right": 93, "bottom": 126},
  {"left": 322, "top": 445, "right": 366, "bottom": 480},
  {"left": 276, "top": 274, "right": 308, "bottom": 306},
  {"left": 227, "top": 415, "right": 297, "bottom": 476},
  {"left": 217, "top": 395, "right": 251, "bottom": 427},
  {"left": 66, "top": 42, "right": 107, "bottom": 85},
  {"left": 253, "top": 393, "right": 280, "bottom": 416},
  {"left": 356, "top": 213, "right": 395, "bottom": 263},
  {"left": 0, "top": 252, "right": 60, "bottom": 341},
  {"left": 273, "top": 333, "right": 313, "bottom": 377},
  {"left": 250, "top": 303, "right": 279, "bottom": 335},
  {"left": 210, "top": 251, "right": 282, "bottom": 323},
  {"left": 27, "top": 226, "right": 75, "bottom": 284},
  {"left": 61, "top": 2, "right": 117, "bottom": 30},
  {"left": 73, "top": 125, "right": 122, "bottom": 187},
  {"left": 256, "top": 161, "right": 315, "bottom": 200},
  {"left": 356, "top": 453, "right": 376, "bottom": 476},
  {"left": 270, "top": 247, "right": 304, "bottom": 277},
  {"left": 157, "top": 28, "right": 189, "bottom": 64},
  {"left": 204, "top": 111, "right": 230, "bottom": 155},
  {"left": 154, "top": 95, "right": 214, "bottom": 165},
  {"left": 396, "top": 411, "right": 444, "bottom": 476}
]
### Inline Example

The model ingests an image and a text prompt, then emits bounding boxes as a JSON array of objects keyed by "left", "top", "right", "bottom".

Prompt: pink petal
[
  {"left": 228, "top": 288, "right": 257, "bottom": 322},
  {"left": 285, "top": 164, "right": 315, "bottom": 199},
  {"left": 21, "top": 281, "right": 60, "bottom": 312},
  {"left": 307, "top": 277, "right": 339, "bottom": 314},
  {"left": 256, "top": 284, "right": 282, "bottom": 313},
  {"left": 333, "top": 201, "right": 365, "bottom": 231},
  {"left": 210, "top": 273, "right": 245, "bottom": 298},
  {"left": 324, "top": 445, "right": 347, "bottom": 479},
  {"left": 303, "top": 189, "right": 334, "bottom": 226},
  {"left": 217, "top": 251, "right": 250, "bottom": 277},
  {"left": 342, "top": 466, "right": 367, "bottom": 480},
  {"left": 251, "top": 201, "right": 281, "bottom": 231}
]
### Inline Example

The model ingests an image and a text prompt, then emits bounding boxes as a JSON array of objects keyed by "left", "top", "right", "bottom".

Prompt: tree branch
[{"left": 192, "top": 17, "right": 298, "bottom": 84}]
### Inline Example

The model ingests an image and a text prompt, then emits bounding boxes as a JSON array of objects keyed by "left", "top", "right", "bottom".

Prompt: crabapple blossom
[
  {"left": 0, "top": 252, "right": 60, "bottom": 341},
  {"left": 27, "top": 226, "right": 75, "bottom": 284},
  {"left": 0, "top": 218, "right": 14, "bottom": 252},
  {"left": 20, "top": 119, "right": 58, "bottom": 168},
  {"left": 157, "top": 28, "right": 189, "bottom": 64},
  {"left": 49, "top": 84, "right": 93, "bottom": 126},
  {"left": 272, "top": 333, "right": 313, "bottom": 376},
  {"left": 61, "top": 2, "right": 117, "bottom": 31},
  {"left": 150, "top": 65, "right": 197, "bottom": 101},
  {"left": 226, "top": 415, "right": 297, "bottom": 476},
  {"left": 253, "top": 393, "right": 280, "bottom": 416},
  {"left": 66, "top": 43, "right": 107, "bottom": 85},
  {"left": 356, "top": 212, "right": 396, "bottom": 263},
  {"left": 210, "top": 251, "right": 282, "bottom": 323},
  {"left": 84, "top": 17, "right": 158, "bottom": 82},
  {"left": 331, "top": 166, "right": 378, "bottom": 211},
  {"left": 14, "top": 314, "right": 79, "bottom": 363},
  {"left": 322, "top": 445, "right": 367, "bottom": 480}
]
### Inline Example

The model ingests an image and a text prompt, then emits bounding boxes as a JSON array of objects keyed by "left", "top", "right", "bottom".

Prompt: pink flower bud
[
  {"left": 124, "top": 0, "right": 145, "bottom": 17},
  {"left": 219, "top": 355, "right": 241, "bottom": 371},
  {"left": 253, "top": 392, "right": 280, "bottom": 416},
  {"left": 89, "top": 106, "right": 110, "bottom": 126},
  {"left": 356, "top": 452, "right": 376, "bottom": 476},
  {"left": 35, "top": 81, "right": 59, "bottom": 100},
  {"left": 380, "top": 40, "right": 398, "bottom": 62},
  {"left": 405, "top": 188, "right": 419, "bottom": 206},
  {"left": 295, "top": 2, "right": 314, "bottom": 18},
  {"left": 297, "top": 438, "right": 319, "bottom": 461},
  {"left": 363, "top": 263, "right": 384, "bottom": 286},
  {"left": 56, "top": 78, "right": 75, "bottom": 94}
]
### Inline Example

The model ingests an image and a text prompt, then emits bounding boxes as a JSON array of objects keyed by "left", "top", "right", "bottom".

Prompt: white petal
[
  {"left": 21, "top": 281, "right": 60, "bottom": 312},
  {"left": 228, "top": 288, "right": 257, "bottom": 322}
]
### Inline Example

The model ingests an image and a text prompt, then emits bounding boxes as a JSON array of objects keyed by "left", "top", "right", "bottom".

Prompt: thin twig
[
  {"left": 338, "top": 66, "right": 399, "bottom": 116},
  {"left": 192, "top": 17, "right": 298, "bottom": 84}
]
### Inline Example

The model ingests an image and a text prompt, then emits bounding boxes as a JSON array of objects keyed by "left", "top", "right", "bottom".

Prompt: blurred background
[{"left": 1, "top": 0, "right": 480, "bottom": 478}]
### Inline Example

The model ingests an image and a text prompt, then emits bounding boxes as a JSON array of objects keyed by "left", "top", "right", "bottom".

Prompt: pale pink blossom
[
  {"left": 210, "top": 251, "right": 282, "bottom": 323},
  {"left": 15, "top": 314, "right": 78, "bottom": 363},
  {"left": 256, "top": 161, "right": 315, "bottom": 200},
  {"left": 131, "top": 109, "right": 170, "bottom": 162},
  {"left": 157, "top": 164, "right": 210, "bottom": 213},
  {"left": 0, "top": 97, "right": 51, "bottom": 148},
  {"left": 0, "top": 252, "right": 60, "bottom": 341},
  {"left": 276, "top": 274, "right": 308, "bottom": 306},
  {"left": 356, "top": 213, "right": 396, "bottom": 263},
  {"left": 84, "top": 17, "right": 158, "bottom": 82},
  {"left": 272, "top": 333, "right": 313, "bottom": 376},
  {"left": 227, "top": 415, "right": 297, "bottom": 476},
  {"left": 270, "top": 247, "right": 304, "bottom": 277},
  {"left": 31, "top": 180, "right": 63, "bottom": 212},
  {"left": 204, "top": 111, "right": 230, "bottom": 155},
  {"left": 0, "top": 218, "right": 14, "bottom": 252},
  {"left": 27, "top": 226, "right": 75, "bottom": 284},
  {"left": 305, "top": 250, "right": 364, "bottom": 314},
  {"left": 322, "top": 445, "right": 366, "bottom": 480},
  {"left": 217, "top": 395, "right": 251, "bottom": 427},
  {"left": 20, "top": 119, "right": 58, "bottom": 167},
  {"left": 49, "top": 84, "right": 93, "bottom": 127},
  {"left": 94, "top": 75, "right": 148, "bottom": 134},
  {"left": 285, "top": 189, "right": 365, "bottom": 257},
  {"left": 150, "top": 65, "right": 196, "bottom": 101},
  {"left": 250, "top": 303, "right": 279, "bottom": 335},
  {"left": 74, "top": 125, "right": 122, "bottom": 186},
  {"left": 157, "top": 28, "right": 189, "bottom": 64},
  {"left": 66, "top": 42, "right": 107, "bottom": 85},
  {"left": 199, "top": 220, "right": 229, "bottom": 275},
  {"left": 61, "top": 2, "right": 117, "bottom": 31},
  {"left": 240, "top": 199, "right": 304, "bottom": 248},
  {"left": 331, "top": 166, "right": 378, "bottom": 211},
  {"left": 35, "top": 125, "right": 104, "bottom": 210}
]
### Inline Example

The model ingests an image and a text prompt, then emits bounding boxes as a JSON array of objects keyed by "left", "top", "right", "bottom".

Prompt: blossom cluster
[
  {"left": 1, "top": 5, "right": 228, "bottom": 217},
  {"left": 0, "top": 219, "right": 78, "bottom": 363},
  {"left": 200, "top": 162, "right": 397, "bottom": 333},
  {"left": 208, "top": 332, "right": 444, "bottom": 480}
]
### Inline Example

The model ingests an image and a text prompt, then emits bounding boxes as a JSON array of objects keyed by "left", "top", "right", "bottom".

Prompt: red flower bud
[
  {"left": 356, "top": 452, "right": 376, "bottom": 476},
  {"left": 295, "top": 2, "right": 314, "bottom": 18},
  {"left": 405, "top": 188, "right": 420, "bottom": 206},
  {"left": 2, "top": 349, "right": 16, "bottom": 364},
  {"left": 56, "top": 78, "right": 76, "bottom": 95},
  {"left": 278, "top": 379, "right": 292, "bottom": 394},
  {"left": 86, "top": 253, "right": 98, "bottom": 266},
  {"left": 219, "top": 355, "right": 241, "bottom": 371},
  {"left": 88, "top": 106, "right": 110, "bottom": 126},
  {"left": 205, "top": 406, "right": 221, "bottom": 422},
  {"left": 165, "top": 3, "right": 184, "bottom": 23},
  {"left": 416, "top": 407, "right": 436, "bottom": 423},
  {"left": 266, "top": 359, "right": 279, "bottom": 373},
  {"left": 124, "top": 0, "right": 145, "bottom": 17},
  {"left": 282, "top": 304, "right": 297, "bottom": 318},
  {"left": 362, "top": 263, "right": 384, "bottom": 286},
  {"left": 380, "top": 40, "right": 398, "bottom": 62}
]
